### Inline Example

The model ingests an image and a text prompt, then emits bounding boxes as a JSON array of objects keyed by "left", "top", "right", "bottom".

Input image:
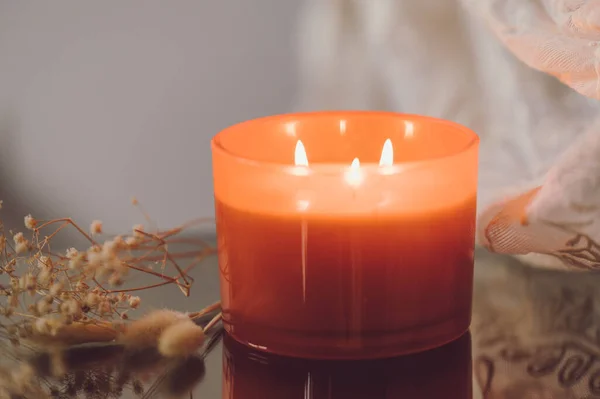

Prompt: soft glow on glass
[
  {"left": 404, "top": 121, "right": 414, "bottom": 138},
  {"left": 285, "top": 121, "right": 298, "bottom": 137},
  {"left": 339, "top": 119, "right": 347, "bottom": 135}
]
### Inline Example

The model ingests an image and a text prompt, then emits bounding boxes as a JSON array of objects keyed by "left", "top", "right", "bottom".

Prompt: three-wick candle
[{"left": 212, "top": 111, "right": 478, "bottom": 359}]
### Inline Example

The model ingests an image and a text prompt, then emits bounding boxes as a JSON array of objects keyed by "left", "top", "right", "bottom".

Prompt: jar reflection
[{"left": 223, "top": 332, "right": 472, "bottom": 399}]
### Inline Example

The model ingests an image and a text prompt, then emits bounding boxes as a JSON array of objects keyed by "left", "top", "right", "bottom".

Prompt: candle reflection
[{"left": 223, "top": 332, "right": 472, "bottom": 399}]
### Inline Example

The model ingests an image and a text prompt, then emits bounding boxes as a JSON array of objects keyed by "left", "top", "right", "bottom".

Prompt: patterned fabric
[
  {"left": 296, "top": 0, "right": 600, "bottom": 270},
  {"left": 473, "top": 250, "right": 600, "bottom": 398}
]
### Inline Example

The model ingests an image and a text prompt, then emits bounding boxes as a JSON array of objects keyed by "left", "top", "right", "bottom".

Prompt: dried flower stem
[
  {"left": 189, "top": 301, "right": 221, "bottom": 320},
  {"left": 0, "top": 200, "right": 216, "bottom": 355},
  {"left": 202, "top": 313, "right": 222, "bottom": 333}
]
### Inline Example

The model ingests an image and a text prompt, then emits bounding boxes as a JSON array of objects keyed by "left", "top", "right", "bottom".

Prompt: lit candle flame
[
  {"left": 295, "top": 140, "right": 308, "bottom": 166},
  {"left": 379, "top": 139, "right": 393, "bottom": 166},
  {"left": 345, "top": 157, "right": 363, "bottom": 187}
]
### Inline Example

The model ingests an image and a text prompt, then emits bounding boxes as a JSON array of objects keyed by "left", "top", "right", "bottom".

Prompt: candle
[
  {"left": 222, "top": 332, "right": 473, "bottom": 398},
  {"left": 212, "top": 111, "right": 478, "bottom": 359}
]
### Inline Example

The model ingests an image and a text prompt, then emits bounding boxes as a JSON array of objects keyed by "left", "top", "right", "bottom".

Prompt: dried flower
[
  {"left": 108, "top": 272, "right": 123, "bottom": 286},
  {"left": 86, "top": 249, "right": 102, "bottom": 270},
  {"left": 125, "top": 235, "right": 140, "bottom": 247},
  {"left": 158, "top": 319, "right": 205, "bottom": 357},
  {"left": 118, "top": 309, "right": 188, "bottom": 349},
  {"left": 0, "top": 197, "right": 216, "bottom": 383},
  {"left": 5, "top": 259, "right": 15, "bottom": 273},
  {"left": 33, "top": 318, "right": 52, "bottom": 335},
  {"left": 76, "top": 281, "right": 89, "bottom": 292},
  {"left": 90, "top": 220, "right": 103, "bottom": 234},
  {"left": 98, "top": 300, "right": 111, "bottom": 315},
  {"left": 49, "top": 281, "right": 63, "bottom": 297},
  {"left": 38, "top": 268, "right": 51, "bottom": 285},
  {"left": 132, "top": 224, "right": 145, "bottom": 238},
  {"left": 36, "top": 300, "right": 51, "bottom": 315},
  {"left": 62, "top": 299, "right": 82, "bottom": 320},
  {"left": 128, "top": 296, "right": 141, "bottom": 309},
  {"left": 24, "top": 214, "right": 37, "bottom": 230},
  {"left": 85, "top": 293, "right": 100, "bottom": 308},
  {"left": 15, "top": 242, "right": 28, "bottom": 254},
  {"left": 13, "top": 232, "right": 29, "bottom": 254},
  {"left": 37, "top": 255, "right": 53, "bottom": 270},
  {"left": 13, "top": 232, "right": 25, "bottom": 244},
  {"left": 68, "top": 252, "right": 85, "bottom": 270},
  {"left": 65, "top": 247, "right": 78, "bottom": 259}
]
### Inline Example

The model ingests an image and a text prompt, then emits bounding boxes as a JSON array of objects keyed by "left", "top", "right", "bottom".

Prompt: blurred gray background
[{"left": 0, "top": 0, "right": 301, "bottom": 235}]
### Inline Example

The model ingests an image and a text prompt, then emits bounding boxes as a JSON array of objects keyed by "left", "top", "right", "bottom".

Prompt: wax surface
[{"left": 216, "top": 196, "right": 476, "bottom": 358}]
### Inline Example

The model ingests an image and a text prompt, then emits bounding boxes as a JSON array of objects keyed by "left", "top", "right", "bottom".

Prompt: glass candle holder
[
  {"left": 212, "top": 111, "right": 479, "bottom": 359},
  {"left": 222, "top": 332, "right": 473, "bottom": 398}
]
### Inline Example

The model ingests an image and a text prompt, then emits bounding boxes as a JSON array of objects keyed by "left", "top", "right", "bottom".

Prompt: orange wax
[{"left": 212, "top": 111, "right": 478, "bottom": 359}]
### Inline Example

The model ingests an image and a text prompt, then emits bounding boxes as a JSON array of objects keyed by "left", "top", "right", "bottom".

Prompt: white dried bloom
[
  {"left": 98, "top": 300, "right": 111, "bottom": 315},
  {"left": 15, "top": 241, "right": 28, "bottom": 254},
  {"left": 49, "top": 281, "right": 63, "bottom": 297},
  {"left": 86, "top": 250, "right": 102, "bottom": 269},
  {"left": 85, "top": 293, "right": 100, "bottom": 308},
  {"left": 125, "top": 236, "right": 139, "bottom": 247},
  {"left": 13, "top": 232, "right": 29, "bottom": 254},
  {"left": 36, "top": 300, "right": 51, "bottom": 316},
  {"left": 63, "top": 299, "right": 82, "bottom": 320},
  {"left": 101, "top": 239, "right": 118, "bottom": 258},
  {"left": 158, "top": 319, "right": 205, "bottom": 358},
  {"left": 33, "top": 318, "right": 52, "bottom": 335},
  {"left": 38, "top": 268, "right": 51, "bottom": 285},
  {"left": 90, "top": 220, "right": 103, "bottom": 235},
  {"left": 113, "top": 235, "right": 125, "bottom": 248},
  {"left": 75, "top": 281, "right": 89, "bottom": 292},
  {"left": 128, "top": 296, "right": 141, "bottom": 309},
  {"left": 65, "top": 247, "right": 78, "bottom": 259},
  {"left": 37, "top": 256, "right": 53, "bottom": 270},
  {"left": 108, "top": 272, "right": 123, "bottom": 286},
  {"left": 24, "top": 214, "right": 37, "bottom": 230},
  {"left": 13, "top": 232, "right": 25, "bottom": 244},
  {"left": 19, "top": 274, "right": 36, "bottom": 294},
  {"left": 68, "top": 253, "right": 85, "bottom": 270}
]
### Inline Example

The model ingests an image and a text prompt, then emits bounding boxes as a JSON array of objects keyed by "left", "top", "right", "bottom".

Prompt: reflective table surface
[{"left": 6, "top": 248, "right": 600, "bottom": 398}]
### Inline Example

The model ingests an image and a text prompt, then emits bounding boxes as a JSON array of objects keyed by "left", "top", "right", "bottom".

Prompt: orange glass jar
[{"left": 212, "top": 111, "right": 478, "bottom": 359}]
